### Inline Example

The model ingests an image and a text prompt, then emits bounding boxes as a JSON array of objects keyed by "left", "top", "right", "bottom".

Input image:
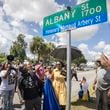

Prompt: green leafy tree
[
  {"left": 17, "top": 34, "right": 27, "bottom": 48},
  {"left": 30, "top": 36, "right": 44, "bottom": 61},
  {"left": 10, "top": 34, "right": 27, "bottom": 62},
  {"left": 30, "top": 36, "right": 55, "bottom": 62},
  {"left": 41, "top": 42, "right": 55, "bottom": 57},
  {"left": 41, "top": 42, "right": 55, "bottom": 63},
  {"left": 46, "top": 42, "right": 55, "bottom": 54},
  {"left": 0, "top": 53, "right": 6, "bottom": 63},
  {"left": 73, "top": 56, "right": 87, "bottom": 66}
]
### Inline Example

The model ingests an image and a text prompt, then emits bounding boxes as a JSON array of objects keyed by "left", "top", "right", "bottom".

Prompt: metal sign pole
[{"left": 66, "top": 30, "right": 71, "bottom": 110}]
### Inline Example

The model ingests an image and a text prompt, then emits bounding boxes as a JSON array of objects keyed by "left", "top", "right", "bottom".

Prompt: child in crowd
[{"left": 78, "top": 77, "right": 89, "bottom": 101}]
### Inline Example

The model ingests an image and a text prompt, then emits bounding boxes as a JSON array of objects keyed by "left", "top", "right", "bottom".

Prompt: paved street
[
  {"left": 13, "top": 92, "right": 22, "bottom": 110},
  {"left": 71, "top": 69, "right": 96, "bottom": 98}
]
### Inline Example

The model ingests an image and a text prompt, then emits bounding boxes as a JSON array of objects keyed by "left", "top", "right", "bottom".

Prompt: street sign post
[
  {"left": 43, "top": 0, "right": 107, "bottom": 36},
  {"left": 43, "top": 0, "right": 107, "bottom": 110}
]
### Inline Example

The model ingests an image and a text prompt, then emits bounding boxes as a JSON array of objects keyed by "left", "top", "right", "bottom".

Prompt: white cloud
[
  {"left": 10, "top": 20, "right": 20, "bottom": 27},
  {"left": 33, "top": 29, "right": 38, "bottom": 33},
  {"left": 25, "top": 34, "right": 37, "bottom": 59},
  {"left": 78, "top": 41, "right": 110, "bottom": 62},
  {"left": 0, "top": 18, "right": 17, "bottom": 42},
  {"left": 0, "top": 11, "right": 34, "bottom": 54},
  {"left": 103, "top": 45, "right": 110, "bottom": 56},
  {"left": 25, "top": 34, "right": 33, "bottom": 47},
  {"left": 3, "top": 0, "right": 63, "bottom": 23},
  {"left": 71, "top": 25, "right": 99, "bottom": 41},
  {"left": 78, "top": 43, "right": 96, "bottom": 61},
  {"left": 26, "top": 52, "right": 35, "bottom": 59},
  {"left": 94, "top": 41, "right": 106, "bottom": 49},
  {"left": 0, "top": 4, "right": 38, "bottom": 55},
  {"left": 56, "top": 32, "right": 68, "bottom": 45},
  {"left": 56, "top": 25, "right": 99, "bottom": 44},
  {"left": 0, "top": 8, "right": 3, "bottom": 18},
  {"left": 0, "top": 9, "right": 29, "bottom": 41},
  {"left": 78, "top": 43, "right": 88, "bottom": 52},
  {"left": 94, "top": 41, "right": 110, "bottom": 56},
  {"left": 78, "top": 43, "right": 101, "bottom": 61},
  {"left": 108, "top": 13, "right": 110, "bottom": 23},
  {"left": 0, "top": 37, "right": 7, "bottom": 47},
  {"left": 77, "top": 0, "right": 88, "bottom": 4},
  {"left": 0, "top": 37, "right": 10, "bottom": 53}
]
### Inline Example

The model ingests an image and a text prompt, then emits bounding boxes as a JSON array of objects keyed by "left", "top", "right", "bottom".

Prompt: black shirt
[{"left": 18, "top": 71, "right": 41, "bottom": 100}]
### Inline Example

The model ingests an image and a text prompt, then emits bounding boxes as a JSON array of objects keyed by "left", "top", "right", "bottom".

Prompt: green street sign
[{"left": 43, "top": 0, "right": 107, "bottom": 36}]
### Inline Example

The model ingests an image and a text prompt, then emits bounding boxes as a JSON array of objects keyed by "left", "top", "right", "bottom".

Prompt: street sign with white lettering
[{"left": 43, "top": 0, "right": 107, "bottom": 36}]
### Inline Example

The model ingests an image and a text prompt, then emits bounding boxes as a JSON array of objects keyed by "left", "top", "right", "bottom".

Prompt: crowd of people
[
  {"left": 0, "top": 53, "right": 110, "bottom": 110},
  {"left": 0, "top": 55, "right": 71, "bottom": 110}
]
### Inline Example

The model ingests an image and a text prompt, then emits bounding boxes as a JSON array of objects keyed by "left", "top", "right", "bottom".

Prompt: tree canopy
[
  {"left": 30, "top": 36, "right": 55, "bottom": 62},
  {"left": 0, "top": 53, "right": 6, "bottom": 64},
  {"left": 73, "top": 56, "right": 87, "bottom": 66},
  {"left": 10, "top": 34, "right": 27, "bottom": 62}
]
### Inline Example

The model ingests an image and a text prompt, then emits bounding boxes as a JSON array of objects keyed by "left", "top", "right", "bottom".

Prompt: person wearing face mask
[
  {"left": 18, "top": 62, "right": 42, "bottom": 110},
  {"left": 0, "top": 62, "right": 17, "bottom": 110}
]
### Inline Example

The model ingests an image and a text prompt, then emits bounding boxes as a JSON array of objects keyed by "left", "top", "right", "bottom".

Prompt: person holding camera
[{"left": 0, "top": 62, "right": 17, "bottom": 110}]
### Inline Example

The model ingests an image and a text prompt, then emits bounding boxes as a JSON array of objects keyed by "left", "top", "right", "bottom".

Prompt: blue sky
[
  {"left": 55, "top": 0, "right": 77, "bottom": 7},
  {"left": 0, "top": 0, "right": 110, "bottom": 61},
  {"left": 74, "top": 23, "right": 110, "bottom": 48}
]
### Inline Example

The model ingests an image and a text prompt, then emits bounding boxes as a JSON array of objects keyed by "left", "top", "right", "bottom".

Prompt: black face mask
[{"left": 21, "top": 68, "right": 28, "bottom": 76}]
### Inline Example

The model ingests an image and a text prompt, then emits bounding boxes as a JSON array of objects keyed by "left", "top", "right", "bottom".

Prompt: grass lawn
[
  {"left": 71, "top": 86, "right": 96, "bottom": 110},
  {"left": 71, "top": 98, "right": 96, "bottom": 110}
]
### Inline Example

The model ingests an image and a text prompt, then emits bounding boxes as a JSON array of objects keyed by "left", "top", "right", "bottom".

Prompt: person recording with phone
[{"left": 0, "top": 55, "right": 17, "bottom": 110}]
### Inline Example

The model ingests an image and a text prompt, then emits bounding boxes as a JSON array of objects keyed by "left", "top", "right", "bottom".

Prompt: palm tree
[
  {"left": 30, "top": 36, "right": 55, "bottom": 62},
  {"left": 46, "top": 43, "right": 55, "bottom": 57},
  {"left": 40, "top": 42, "right": 55, "bottom": 64},
  {"left": 30, "top": 36, "right": 44, "bottom": 61}
]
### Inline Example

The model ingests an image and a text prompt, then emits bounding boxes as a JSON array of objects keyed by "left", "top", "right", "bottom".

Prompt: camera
[{"left": 7, "top": 55, "right": 14, "bottom": 63}]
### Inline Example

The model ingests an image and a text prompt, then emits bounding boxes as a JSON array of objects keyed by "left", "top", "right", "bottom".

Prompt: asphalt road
[{"left": 71, "top": 69, "right": 96, "bottom": 98}]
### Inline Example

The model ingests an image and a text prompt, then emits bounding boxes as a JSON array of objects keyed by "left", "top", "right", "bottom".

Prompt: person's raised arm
[{"left": 100, "top": 53, "right": 110, "bottom": 68}]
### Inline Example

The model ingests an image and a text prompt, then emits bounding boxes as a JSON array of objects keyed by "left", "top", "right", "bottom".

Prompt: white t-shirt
[
  {"left": 97, "top": 67, "right": 106, "bottom": 80},
  {"left": 96, "top": 67, "right": 110, "bottom": 90},
  {"left": 0, "top": 69, "right": 17, "bottom": 91}
]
